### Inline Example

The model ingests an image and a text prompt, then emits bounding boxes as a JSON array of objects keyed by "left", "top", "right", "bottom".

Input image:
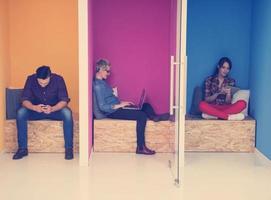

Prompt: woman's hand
[
  {"left": 221, "top": 87, "right": 231, "bottom": 95},
  {"left": 205, "top": 93, "right": 221, "bottom": 103},
  {"left": 223, "top": 87, "right": 232, "bottom": 103}
]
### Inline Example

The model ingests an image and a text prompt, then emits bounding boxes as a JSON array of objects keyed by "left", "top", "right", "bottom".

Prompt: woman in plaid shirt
[{"left": 199, "top": 57, "right": 246, "bottom": 120}]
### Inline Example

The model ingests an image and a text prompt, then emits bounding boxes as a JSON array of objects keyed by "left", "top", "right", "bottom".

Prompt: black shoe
[
  {"left": 65, "top": 148, "right": 74, "bottom": 160},
  {"left": 136, "top": 145, "right": 156, "bottom": 155},
  {"left": 12, "top": 148, "right": 28, "bottom": 160},
  {"left": 151, "top": 113, "right": 170, "bottom": 122}
]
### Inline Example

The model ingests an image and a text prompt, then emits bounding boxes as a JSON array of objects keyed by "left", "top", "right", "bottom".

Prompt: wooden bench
[
  {"left": 94, "top": 116, "right": 255, "bottom": 153},
  {"left": 94, "top": 119, "right": 175, "bottom": 152},
  {"left": 185, "top": 115, "right": 255, "bottom": 152},
  {"left": 4, "top": 119, "right": 79, "bottom": 153},
  {"left": 4, "top": 116, "right": 255, "bottom": 153}
]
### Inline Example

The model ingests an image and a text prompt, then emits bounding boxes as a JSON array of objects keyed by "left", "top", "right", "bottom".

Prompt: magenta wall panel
[{"left": 92, "top": 0, "right": 174, "bottom": 113}]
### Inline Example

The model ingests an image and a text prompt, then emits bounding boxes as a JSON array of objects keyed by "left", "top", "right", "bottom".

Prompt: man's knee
[
  {"left": 17, "top": 107, "right": 29, "bottom": 119},
  {"left": 138, "top": 111, "right": 147, "bottom": 121},
  {"left": 60, "top": 107, "right": 73, "bottom": 120},
  {"left": 143, "top": 102, "right": 151, "bottom": 107}
]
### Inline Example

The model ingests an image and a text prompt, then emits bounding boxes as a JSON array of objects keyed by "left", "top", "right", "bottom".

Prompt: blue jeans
[{"left": 16, "top": 107, "right": 73, "bottom": 149}]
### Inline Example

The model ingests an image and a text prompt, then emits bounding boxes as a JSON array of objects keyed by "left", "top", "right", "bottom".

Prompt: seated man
[
  {"left": 93, "top": 59, "right": 170, "bottom": 155},
  {"left": 13, "top": 66, "right": 74, "bottom": 160}
]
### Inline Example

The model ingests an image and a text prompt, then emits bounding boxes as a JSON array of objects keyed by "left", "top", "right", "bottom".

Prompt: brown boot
[{"left": 151, "top": 113, "right": 170, "bottom": 122}]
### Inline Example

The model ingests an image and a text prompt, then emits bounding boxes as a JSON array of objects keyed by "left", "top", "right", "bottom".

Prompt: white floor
[{"left": 0, "top": 151, "right": 271, "bottom": 200}]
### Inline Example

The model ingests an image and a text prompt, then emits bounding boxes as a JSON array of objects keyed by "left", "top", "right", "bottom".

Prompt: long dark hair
[{"left": 213, "top": 57, "right": 232, "bottom": 76}]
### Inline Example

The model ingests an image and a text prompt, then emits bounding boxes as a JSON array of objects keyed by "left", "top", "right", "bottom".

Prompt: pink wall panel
[
  {"left": 92, "top": 0, "right": 173, "bottom": 113},
  {"left": 170, "top": 0, "right": 177, "bottom": 56}
]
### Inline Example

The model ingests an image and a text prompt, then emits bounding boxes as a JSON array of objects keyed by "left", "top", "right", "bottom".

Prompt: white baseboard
[{"left": 255, "top": 148, "right": 271, "bottom": 165}]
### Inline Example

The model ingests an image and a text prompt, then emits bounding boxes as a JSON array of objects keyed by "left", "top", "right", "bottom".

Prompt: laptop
[{"left": 122, "top": 89, "right": 146, "bottom": 110}]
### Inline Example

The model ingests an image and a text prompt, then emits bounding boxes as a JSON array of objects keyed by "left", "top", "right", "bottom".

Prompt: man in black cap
[{"left": 13, "top": 66, "right": 74, "bottom": 160}]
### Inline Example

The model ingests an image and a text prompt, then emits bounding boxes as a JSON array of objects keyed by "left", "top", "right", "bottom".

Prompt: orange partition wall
[
  {"left": 0, "top": 0, "right": 10, "bottom": 150},
  {"left": 8, "top": 0, "right": 79, "bottom": 113}
]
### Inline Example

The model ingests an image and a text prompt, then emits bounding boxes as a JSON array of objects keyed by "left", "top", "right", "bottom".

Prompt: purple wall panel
[
  {"left": 170, "top": 0, "right": 177, "bottom": 57},
  {"left": 92, "top": 0, "right": 173, "bottom": 113}
]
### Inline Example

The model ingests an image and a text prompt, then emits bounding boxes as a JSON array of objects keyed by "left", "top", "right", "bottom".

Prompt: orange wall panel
[
  {"left": 9, "top": 0, "right": 79, "bottom": 113},
  {"left": 0, "top": 0, "right": 10, "bottom": 150}
]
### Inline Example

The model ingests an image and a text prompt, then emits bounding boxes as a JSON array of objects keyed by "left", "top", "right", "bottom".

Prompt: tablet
[{"left": 228, "top": 86, "right": 240, "bottom": 95}]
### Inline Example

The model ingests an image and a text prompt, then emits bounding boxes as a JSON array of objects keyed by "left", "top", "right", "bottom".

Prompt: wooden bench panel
[
  {"left": 185, "top": 116, "right": 255, "bottom": 152},
  {"left": 94, "top": 117, "right": 255, "bottom": 153},
  {"left": 94, "top": 120, "right": 175, "bottom": 152},
  {"left": 4, "top": 116, "right": 255, "bottom": 153},
  {"left": 4, "top": 120, "right": 79, "bottom": 153}
]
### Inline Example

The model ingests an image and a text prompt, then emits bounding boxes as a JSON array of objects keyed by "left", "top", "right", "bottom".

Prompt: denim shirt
[{"left": 93, "top": 79, "right": 120, "bottom": 114}]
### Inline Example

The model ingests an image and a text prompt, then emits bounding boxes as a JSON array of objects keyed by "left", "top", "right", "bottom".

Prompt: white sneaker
[
  {"left": 202, "top": 113, "right": 218, "bottom": 119},
  {"left": 228, "top": 113, "right": 245, "bottom": 121}
]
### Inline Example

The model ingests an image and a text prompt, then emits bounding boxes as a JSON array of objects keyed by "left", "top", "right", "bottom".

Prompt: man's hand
[
  {"left": 42, "top": 105, "right": 54, "bottom": 114},
  {"left": 33, "top": 104, "right": 45, "bottom": 113},
  {"left": 113, "top": 101, "right": 135, "bottom": 109},
  {"left": 112, "top": 87, "right": 118, "bottom": 97},
  {"left": 120, "top": 101, "right": 135, "bottom": 107}
]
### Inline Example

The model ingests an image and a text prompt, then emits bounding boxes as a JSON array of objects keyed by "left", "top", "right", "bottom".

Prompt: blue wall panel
[
  {"left": 249, "top": 0, "right": 271, "bottom": 159},
  {"left": 187, "top": 0, "right": 252, "bottom": 112}
]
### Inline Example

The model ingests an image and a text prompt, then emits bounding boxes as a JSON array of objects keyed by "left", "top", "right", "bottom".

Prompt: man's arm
[
  {"left": 57, "top": 76, "right": 70, "bottom": 103},
  {"left": 41, "top": 101, "right": 67, "bottom": 114},
  {"left": 22, "top": 100, "right": 44, "bottom": 113},
  {"left": 52, "top": 101, "right": 67, "bottom": 112},
  {"left": 44, "top": 75, "right": 70, "bottom": 114},
  {"left": 94, "top": 84, "right": 116, "bottom": 113},
  {"left": 21, "top": 76, "right": 34, "bottom": 103},
  {"left": 21, "top": 76, "right": 45, "bottom": 112}
]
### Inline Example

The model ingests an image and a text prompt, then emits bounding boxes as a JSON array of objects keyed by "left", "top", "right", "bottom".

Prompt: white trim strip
[{"left": 78, "top": 0, "right": 89, "bottom": 166}]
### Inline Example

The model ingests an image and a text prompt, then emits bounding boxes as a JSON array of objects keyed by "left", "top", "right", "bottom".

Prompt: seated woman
[
  {"left": 199, "top": 57, "right": 246, "bottom": 120},
  {"left": 93, "top": 59, "right": 170, "bottom": 155}
]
